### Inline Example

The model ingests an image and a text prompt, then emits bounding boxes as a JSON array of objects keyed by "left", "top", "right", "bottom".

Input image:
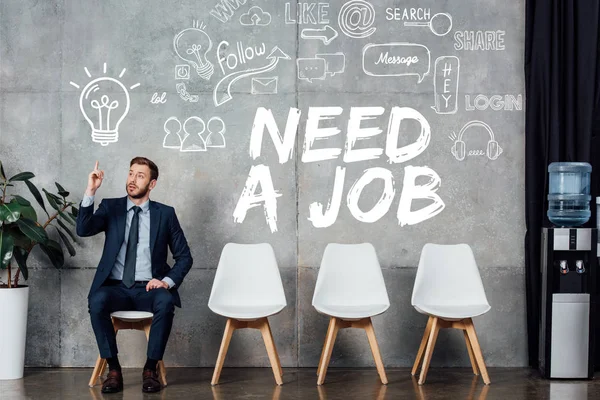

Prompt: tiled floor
[{"left": 1, "top": 367, "right": 599, "bottom": 399}]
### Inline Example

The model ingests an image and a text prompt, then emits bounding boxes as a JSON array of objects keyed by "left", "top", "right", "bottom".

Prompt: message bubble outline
[
  {"left": 431, "top": 56, "right": 460, "bottom": 114},
  {"left": 362, "top": 42, "right": 431, "bottom": 83},
  {"left": 315, "top": 52, "right": 346, "bottom": 76},
  {"left": 297, "top": 57, "right": 327, "bottom": 83}
]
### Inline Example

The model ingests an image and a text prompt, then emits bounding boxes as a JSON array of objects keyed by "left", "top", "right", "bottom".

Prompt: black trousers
[{"left": 88, "top": 280, "right": 175, "bottom": 360}]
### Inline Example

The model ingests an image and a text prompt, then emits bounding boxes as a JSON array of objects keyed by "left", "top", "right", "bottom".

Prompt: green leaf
[
  {"left": 55, "top": 227, "right": 75, "bottom": 257},
  {"left": 43, "top": 189, "right": 60, "bottom": 211},
  {"left": 12, "top": 195, "right": 31, "bottom": 206},
  {"left": 9, "top": 172, "right": 35, "bottom": 182},
  {"left": 0, "top": 160, "right": 5, "bottom": 181},
  {"left": 24, "top": 180, "right": 48, "bottom": 216},
  {"left": 58, "top": 210, "right": 75, "bottom": 225},
  {"left": 40, "top": 239, "right": 64, "bottom": 269},
  {"left": 0, "top": 201, "right": 22, "bottom": 223},
  {"left": 19, "top": 204, "right": 37, "bottom": 222},
  {"left": 70, "top": 206, "right": 79, "bottom": 218},
  {"left": 7, "top": 225, "right": 32, "bottom": 249},
  {"left": 0, "top": 229, "right": 15, "bottom": 269},
  {"left": 55, "top": 182, "right": 69, "bottom": 198},
  {"left": 56, "top": 218, "right": 77, "bottom": 243},
  {"left": 16, "top": 218, "right": 48, "bottom": 244},
  {"left": 13, "top": 246, "right": 29, "bottom": 280}
]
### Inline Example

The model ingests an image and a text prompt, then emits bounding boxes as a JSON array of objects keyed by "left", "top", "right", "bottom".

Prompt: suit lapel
[
  {"left": 150, "top": 201, "right": 161, "bottom": 255},
  {"left": 116, "top": 197, "right": 127, "bottom": 247}
]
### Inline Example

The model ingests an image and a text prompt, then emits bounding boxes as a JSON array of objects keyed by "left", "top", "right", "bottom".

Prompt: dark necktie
[{"left": 122, "top": 206, "right": 142, "bottom": 288}]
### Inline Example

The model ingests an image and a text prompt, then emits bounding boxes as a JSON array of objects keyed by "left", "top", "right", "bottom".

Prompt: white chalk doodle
[
  {"left": 181, "top": 116, "right": 207, "bottom": 152},
  {"left": 217, "top": 41, "right": 267, "bottom": 75},
  {"left": 210, "top": 0, "right": 248, "bottom": 23},
  {"left": 240, "top": 6, "right": 271, "bottom": 26},
  {"left": 300, "top": 25, "right": 338, "bottom": 45},
  {"left": 162, "top": 117, "right": 183, "bottom": 149},
  {"left": 69, "top": 63, "right": 139, "bottom": 146},
  {"left": 150, "top": 92, "right": 167, "bottom": 104},
  {"left": 285, "top": 2, "right": 330, "bottom": 24},
  {"left": 449, "top": 120, "right": 503, "bottom": 161},
  {"left": 176, "top": 83, "right": 199, "bottom": 103},
  {"left": 338, "top": 0, "right": 376, "bottom": 38},
  {"left": 206, "top": 117, "right": 227, "bottom": 148},
  {"left": 431, "top": 56, "right": 459, "bottom": 114},
  {"left": 454, "top": 30, "right": 506, "bottom": 51},
  {"left": 173, "top": 21, "right": 214, "bottom": 80},
  {"left": 465, "top": 94, "right": 523, "bottom": 111},
  {"left": 404, "top": 12, "right": 453, "bottom": 36},
  {"left": 298, "top": 53, "right": 346, "bottom": 82},
  {"left": 213, "top": 46, "right": 291, "bottom": 107},
  {"left": 251, "top": 76, "right": 278, "bottom": 94},
  {"left": 362, "top": 43, "right": 430, "bottom": 83},
  {"left": 175, "top": 65, "right": 190, "bottom": 80}
]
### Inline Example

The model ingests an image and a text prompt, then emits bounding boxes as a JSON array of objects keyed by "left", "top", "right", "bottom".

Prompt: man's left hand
[{"left": 146, "top": 279, "right": 168, "bottom": 291}]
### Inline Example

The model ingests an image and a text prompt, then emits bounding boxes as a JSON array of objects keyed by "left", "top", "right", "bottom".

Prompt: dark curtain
[{"left": 525, "top": 1, "right": 600, "bottom": 367}]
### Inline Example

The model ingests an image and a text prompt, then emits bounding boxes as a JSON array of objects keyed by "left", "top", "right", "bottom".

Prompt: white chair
[
  {"left": 312, "top": 243, "right": 390, "bottom": 385},
  {"left": 411, "top": 243, "right": 491, "bottom": 385},
  {"left": 208, "top": 243, "right": 287, "bottom": 386},
  {"left": 88, "top": 311, "right": 167, "bottom": 388}
]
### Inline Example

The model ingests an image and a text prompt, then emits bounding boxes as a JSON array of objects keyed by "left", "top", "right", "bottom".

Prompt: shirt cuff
[
  {"left": 81, "top": 194, "right": 94, "bottom": 207},
  {"left": 162, "top": 277, "right": 176, "bottom": 289}
]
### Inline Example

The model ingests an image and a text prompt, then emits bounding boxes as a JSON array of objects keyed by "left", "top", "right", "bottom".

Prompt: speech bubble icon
[
  {"left": 431, "top": 56, "right": 459, "bottom": 114},
  {"left": 362, "top": 43, "right": 431, "bottom": 83},
  {"left": 297, "top": 58, "right": 327, "bottom": 83},
  {"left": 316, "top": 52, "right": 346, "bottom": 77}
]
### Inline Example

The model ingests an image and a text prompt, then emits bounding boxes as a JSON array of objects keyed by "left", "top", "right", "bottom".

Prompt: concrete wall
[{"left": 0, "top": 0, "right": 527, "bottom": 367}]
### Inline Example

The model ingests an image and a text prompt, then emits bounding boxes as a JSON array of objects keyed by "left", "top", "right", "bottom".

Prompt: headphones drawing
[{"left": 450, "top": 120, "right": 503, "bottom": 161}]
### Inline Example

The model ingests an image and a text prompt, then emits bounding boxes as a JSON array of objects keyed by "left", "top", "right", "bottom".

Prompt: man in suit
[{"left": 76, "top": 157, "right": 193, "bottom": 393}]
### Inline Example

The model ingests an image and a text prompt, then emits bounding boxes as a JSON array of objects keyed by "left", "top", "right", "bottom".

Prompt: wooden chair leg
[
  {"left": 212, "top": 318, "right": 237, "bottom": 386},
  {"left": 464, "top": 330, "right": 479, "bottom": 376},
  {"left": 317, "top": 317, "right": 335, "bottom": 376},
  {"left": 464, "top": 319, "right": 490, "bottom": 385},
  {"left": 418, "top": 317, "right": 440, "bottom": 385},
  {"left": 364, "top": 318, "right": 388, "bottom": 385},
  {"left": 258, "top": 318, "right": 284, "bottom": 386},
  {"left": 88, "top": 356, "right": 105, "bottom": 387},
  {"left": 142, "top": 319, "right": 168, "bottom": 386},
  {"left": 317, "top": 317, "right": 340, "bottom": 386},
  {"left": 412, "top": 316, "right": 434, "bottom": 376}
]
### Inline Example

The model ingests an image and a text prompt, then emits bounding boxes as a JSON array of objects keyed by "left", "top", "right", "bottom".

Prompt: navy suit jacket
[{"left": 76, "top": 196, "right": 193, "bottom": 308}]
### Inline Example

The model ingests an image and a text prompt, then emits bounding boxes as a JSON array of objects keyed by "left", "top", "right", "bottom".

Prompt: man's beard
[{"left": 126, "top": 183, "right": 150, "bottom": 199}]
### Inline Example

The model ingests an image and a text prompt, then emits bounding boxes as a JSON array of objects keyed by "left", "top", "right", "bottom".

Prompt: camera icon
[{"left": 175, "top": 65, "right": 190, "bottom": 80}]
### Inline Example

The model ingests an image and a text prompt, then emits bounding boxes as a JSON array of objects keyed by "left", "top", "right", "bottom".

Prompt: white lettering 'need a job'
[{"left": 233, "top": 107, "right": 445, "bottom": 232}]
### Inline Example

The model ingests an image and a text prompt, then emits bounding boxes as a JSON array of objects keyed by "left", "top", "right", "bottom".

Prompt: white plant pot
[{"left": 0, "top": 286, "right": 29, "bottom": 380}]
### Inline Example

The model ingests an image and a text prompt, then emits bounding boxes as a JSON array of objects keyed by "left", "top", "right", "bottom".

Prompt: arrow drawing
[
  {"left": 300, "top": 25, "right": 339, "bottom": 45},
  {"left": 213, "top": 46, "right": 291, "bottom": 107}
]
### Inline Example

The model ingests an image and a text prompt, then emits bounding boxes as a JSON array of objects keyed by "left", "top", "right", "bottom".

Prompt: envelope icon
[{"left": 251, "top": 76, "right": 278, "bottom": 95}]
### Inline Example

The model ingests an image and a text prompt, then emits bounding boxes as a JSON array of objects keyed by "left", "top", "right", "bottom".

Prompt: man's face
[{"left": 126, "top": 164, "right": 155, "bottom": 199}]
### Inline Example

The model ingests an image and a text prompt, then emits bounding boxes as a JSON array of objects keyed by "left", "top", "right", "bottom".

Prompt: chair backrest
[
  {"left": 412, "top": 243, "right": 489, "bottom": 307},
  {"left": 312, "top": 243, "right": 390, "bottom": 307},
  {"left": 208, "top": 243, "right": 286, "bottom": 307}
]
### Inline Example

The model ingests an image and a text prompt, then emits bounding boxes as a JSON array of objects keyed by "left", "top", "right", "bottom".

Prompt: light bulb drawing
[
  {"left": 173, "top": 20, "right": 214, "bottom": 81},
  {"left": 69, "top": 63, "right": 140, "bottom": 146}
]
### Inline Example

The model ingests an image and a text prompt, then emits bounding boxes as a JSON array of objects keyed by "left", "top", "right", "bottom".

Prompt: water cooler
[
  {"left": 539, "top": 162, "right": 597, "bottom": 379},
  {"left": 539, "top": 227, "right": 597, "bottom": 378}
]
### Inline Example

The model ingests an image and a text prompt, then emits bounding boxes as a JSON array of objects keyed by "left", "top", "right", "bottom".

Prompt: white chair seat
[
  {"left": 209, "top": 304, "right": 286, "bottom": 320},
  {"left": 110, "top": 311, "right": 154, "bottom": 322},
  {"left": 314, "top": 304, "right": 390, "bottom": 319},
  {"left": 413, "top": 304, "right": 491, "bottom": 320}
]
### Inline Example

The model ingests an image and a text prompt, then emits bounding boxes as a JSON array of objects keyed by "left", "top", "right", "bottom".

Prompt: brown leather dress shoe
[
  {"left": 101, "top": 369, "right": 123, "bottom": 393},
  {"left": 142, "top": 368, "right": 162, "bottom": 393}
]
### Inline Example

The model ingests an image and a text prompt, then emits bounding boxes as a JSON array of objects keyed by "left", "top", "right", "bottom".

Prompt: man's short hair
[{"left": 130, "top": 157, "right": 159, "bottom": 181}]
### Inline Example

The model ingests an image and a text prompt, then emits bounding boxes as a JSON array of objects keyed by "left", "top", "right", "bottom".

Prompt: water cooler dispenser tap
[
  {"left": 576, "top": 260, "right": 585, "bottom": 274},
  {"left": 559, "top": 260, "right": 569, "bottom": 275}
]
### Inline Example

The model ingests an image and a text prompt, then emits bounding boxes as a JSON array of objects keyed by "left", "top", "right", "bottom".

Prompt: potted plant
[{"left": 0, "top": 160, "right": 79, "bottom": 380}]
